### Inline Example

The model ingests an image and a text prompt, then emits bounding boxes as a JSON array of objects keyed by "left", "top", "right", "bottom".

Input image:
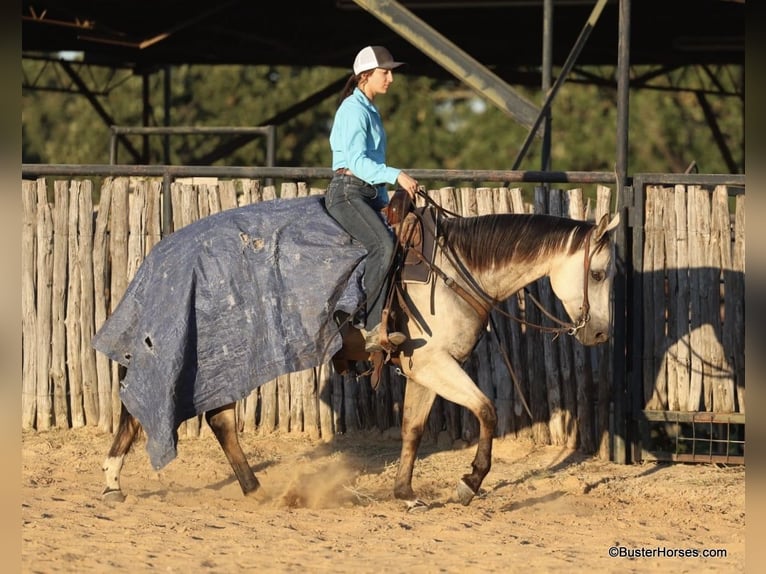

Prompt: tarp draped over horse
[
  {"left": 97, "top": 190, "right": 620, "bottom": 506},
  {"left": 92, "top": 196, "right": 366, "bottom": 469}
]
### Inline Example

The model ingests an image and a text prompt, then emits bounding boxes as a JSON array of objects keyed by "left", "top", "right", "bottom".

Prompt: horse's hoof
[
  {"left": 102, "top": 489, "right": 126, "bottom": 504},
  {"left": 456, "top": 479, "right": 475, "bottom": 506},
  {"left": 405, "top": 499, "right": 429, "bottom": 512}
]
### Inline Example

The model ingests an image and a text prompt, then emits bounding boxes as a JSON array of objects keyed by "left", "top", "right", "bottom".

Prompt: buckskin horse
[{"left": 100, "top": 194, "right": 620, "bottom": 507}]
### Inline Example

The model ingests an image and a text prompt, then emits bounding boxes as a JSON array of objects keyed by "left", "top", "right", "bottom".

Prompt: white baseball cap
[{"left": 353, "top": 46, "right": 404, "bottom": 76}]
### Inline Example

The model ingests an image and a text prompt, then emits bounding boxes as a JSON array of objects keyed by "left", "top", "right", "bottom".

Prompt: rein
[{"left": 411, "top": 192, "right": 595, "bottom": 338}]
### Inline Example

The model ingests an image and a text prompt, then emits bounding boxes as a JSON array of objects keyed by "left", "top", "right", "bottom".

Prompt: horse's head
[{"left": 549, "top": 213, "right": 621, "bottom": 345}]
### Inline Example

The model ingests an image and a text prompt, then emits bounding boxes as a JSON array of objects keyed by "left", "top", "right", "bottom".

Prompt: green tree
[{"left": 22, "top": 60, "right": 743, "bottom": 176}]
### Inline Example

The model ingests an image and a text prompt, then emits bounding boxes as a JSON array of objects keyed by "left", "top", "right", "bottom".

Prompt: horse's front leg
[
  {"left": 458, "top": 396, "right": 497, "bottom": 505},
  {"left": 102, "top": 401, "right": 141, "bottom": 503},
  {"left": 407, "top": 352, "right": 497, "bottom": 505},
  {"left": 393, "top": 381, "right": 437, "bottom": 502},
  {"left": 205, "top": 404, "right": 261, "bottom": 496}
]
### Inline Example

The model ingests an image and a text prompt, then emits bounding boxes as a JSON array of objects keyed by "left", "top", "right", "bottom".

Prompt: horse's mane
[{"left": 439, "top": 213, "right": 607, "bottom": 272}]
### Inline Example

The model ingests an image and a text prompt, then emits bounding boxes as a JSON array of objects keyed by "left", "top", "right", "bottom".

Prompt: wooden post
[
  {"left": 436, "top": 187, "right": 462, "bottom": 441},
  {"left": 281, "top": 182, "right": 304, "bottom": 434},
  {"left": 317, "top": 363, "right": 335, "bottom": 439},
  {"left": 126, "top": 181, "right": 146, "bottom": 283},
  {"left": 332, "top": 368, "right": 344, "bottom": 434},
  {"left": 458, "top": 187, "right": 480, "bottom": 443},
  {"left": 94, "top": 179, "right": 114, "bottom": 432},
  {"left": 196, "top": 183, "right": 211, "bottom": 220},
  {"left": 301, "top": 366, "right": 320, "bottom": 438},
  {"left": 643, "top": 185, "right": 666, "bottom": 410},
  {"left": 710, "top": 186, "right": 734, "bottom": 412},
  {"left": 507, "top": 188, "right": 537, "bottom": 440},
  {"left": 357, "top": 372, "right": 374, "bottom": 432},
  {"left": 259, "top": 377, "right": 277, "bottom": 435},
  {"left": 687, "top": 186, "right": 707, "bottom": 411},
  {"left": 78, "top": 181, "right": 99, "bottom": 425},
  {"left": 488, "top": 187, "right": 517, "bottom": 438},
  {"left": 539, "top": 188, "right": 565, "bottom": 445},
  {"left": 21, "top": 181, "right": 37, "bottom": 429},
  {"left": 65, "top": 181, "right": 85, "bottom": 428},
  {"left": 109, "top": 178, "right": 130, "bottom": 430},
  {"left": 307, "top": 185, "right": 328, "bottom": 438},
  {"left": 35, "top": 180, "right": 54, "bottom": 430},
  {"left": 343, "top": 372, "right": 359, "bottom": 434},
  {"left": 474, "top": 187, "right": 499, "bottom": 434},
  {"left": 595, "top": 185, "right": 613, "bottom": 459},
  {"left": 374, "top": 367, "right": 393, "bottom": 432},
  {"left": 527, "top": 188, "right": 550, "bottom": 445},
  {"left": 731, "top": 195, "right": 745, "bottom": 412},
  {"left": 562, "top": 188, "right": 584, "bottom": 450},
  {"left": 277, "top": 374, "right": 291, "bottom": 432},
  {"left": 592, "top": 185, "right": 625, "bottom": 460},
  {"left": 662, "top": 189, "right": 678, "bottom": 412},
  {"left": 51, "top": 181, "right": 69, "bottom": 428},
  {"left": 178, "top": 182, "right": 203, "bottom": 437},
  {"left": 258, "top": 184, "right": 279, "bottom": 434},
  {"left": 670, "top": 185, "right": 691, "bottom": 411},
  {"left": 219, "top": 180, "right": 238, "bottom": 211}
]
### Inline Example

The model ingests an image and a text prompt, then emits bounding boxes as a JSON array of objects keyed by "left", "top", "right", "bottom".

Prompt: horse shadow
[{"left": 625, "top": 266, "right": 745, "bottom": 460}]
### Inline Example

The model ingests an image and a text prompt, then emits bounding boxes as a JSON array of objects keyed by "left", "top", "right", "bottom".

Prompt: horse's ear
[{"left": 593, "top": 213, "right": 621, "bottom": 242}]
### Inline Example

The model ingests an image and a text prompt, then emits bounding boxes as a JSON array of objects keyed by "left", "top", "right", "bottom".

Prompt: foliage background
[{"left": 21, "top": 62, "right": 744, "bottom": 177}]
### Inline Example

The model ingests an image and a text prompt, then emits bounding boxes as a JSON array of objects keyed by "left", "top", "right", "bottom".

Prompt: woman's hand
[{"left": 397, "top": 172, "right": 419, "bottom": 199}]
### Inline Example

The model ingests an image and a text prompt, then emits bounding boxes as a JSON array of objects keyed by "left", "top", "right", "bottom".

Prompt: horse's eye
[{"left": 591, "top": 270, "right": 605, "bottom": 282}]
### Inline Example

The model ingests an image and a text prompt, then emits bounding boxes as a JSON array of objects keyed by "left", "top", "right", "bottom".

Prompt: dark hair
[{"left": 337, "top": 70, "right": 373, "bottom": 106}]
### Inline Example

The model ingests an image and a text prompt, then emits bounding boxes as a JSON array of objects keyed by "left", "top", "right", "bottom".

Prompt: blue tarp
[{"left": 92, "top": 196, "right": 366, "bottom": 469}]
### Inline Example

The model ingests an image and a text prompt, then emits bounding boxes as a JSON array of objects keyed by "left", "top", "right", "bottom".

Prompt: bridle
[
  {"left": 515, "top": 226, "right": 595, "bottom": 337},
  {"left": 405, "top": 193, "right": 598, "bottom": 339}
]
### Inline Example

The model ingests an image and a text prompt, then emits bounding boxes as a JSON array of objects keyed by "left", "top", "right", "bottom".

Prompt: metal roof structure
[
  {"left": 22, "top": 1, "right": 744, "bottom": 79},
  {"left": 22, "top": 0, "right": 745, "bottom": 174}
]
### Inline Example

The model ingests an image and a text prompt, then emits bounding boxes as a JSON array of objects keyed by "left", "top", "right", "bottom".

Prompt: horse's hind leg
[
  {"left": 102, "top": 401, "right": 141, "bottom": 503},
  {"left": 393, "top": 381, "right": 436, "bottom": 501},
  {"left": 205, "top": 404, "right": 260, "bottom": 496}
]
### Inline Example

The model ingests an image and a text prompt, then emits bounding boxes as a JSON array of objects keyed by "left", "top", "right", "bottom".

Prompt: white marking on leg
[{"left": 102, "top": 455, "right": 125, "bottom": 493}]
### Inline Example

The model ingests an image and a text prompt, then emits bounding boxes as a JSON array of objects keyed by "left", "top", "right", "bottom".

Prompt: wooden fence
[
  {"left": 638, "top": 184, "right": 745, "bottom": 415},
  {"left": 21, "top": 175, "right": 746, "bottom": 461},
  {"left": 21, "top": 176, "right": 617, "bottom": 456}
]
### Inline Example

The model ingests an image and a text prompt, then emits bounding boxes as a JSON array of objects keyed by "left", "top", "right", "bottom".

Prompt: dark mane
[{"left": 439, "top": 213, "right": 603, "bottom": 271}]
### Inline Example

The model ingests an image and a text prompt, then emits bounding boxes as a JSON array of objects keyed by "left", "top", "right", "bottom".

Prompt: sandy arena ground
[{"left": 22, "top": 425, "right": 744, "bottom": 573}]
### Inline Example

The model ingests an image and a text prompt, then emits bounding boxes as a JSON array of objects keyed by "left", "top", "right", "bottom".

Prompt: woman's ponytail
[{"left": 338, "top": 74, "right": 357, "bottom": 106}]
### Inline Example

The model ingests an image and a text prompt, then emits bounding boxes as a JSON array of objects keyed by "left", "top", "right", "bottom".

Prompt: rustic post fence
[{"left": 20, "top": 169, "right": 745, "bottom": 463}]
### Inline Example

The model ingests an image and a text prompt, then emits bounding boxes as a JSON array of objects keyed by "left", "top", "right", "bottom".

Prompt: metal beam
[
  {"left": 195, "top": 75, "right": 348, "bottom": 166},
  {"left": 512, "top": 0, "right": 609, "bottom": 170},
  {"left": 541, "top": 0, "right": 553, "bottom": 171},
  {"left": 351, "top": 0, "right": 540, "bottom": 131},
  {"left": 108, "top": 126, "right": 277, "bottom": 166},
  {"left": 612, "top": 0, "right": 631, "bottom": 465},
  {"left": 615, "top": 0, "right": 630, "bottom": 185},
  {"left": 695, "top": 91, "right": 740, "bottom": 173},
  {"left": 59, "top": 60, "right": 142, "bottom": 163}
]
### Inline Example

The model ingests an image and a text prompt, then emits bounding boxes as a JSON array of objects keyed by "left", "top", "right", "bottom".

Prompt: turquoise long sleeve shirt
[{"left": 329, "top": 88, "right": 401, "bottom": 188}]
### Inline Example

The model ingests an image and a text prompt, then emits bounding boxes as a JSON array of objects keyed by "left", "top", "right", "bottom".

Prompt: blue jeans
[{"left": 325, "top": 174, "right": 394, "bottom": 329}]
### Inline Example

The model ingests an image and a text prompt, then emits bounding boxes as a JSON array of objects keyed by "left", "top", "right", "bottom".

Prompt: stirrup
[
  {"left": 388, "top": 331, "right": 407, "bottom": 346},
  {"left": 363, "top": 324, "right": 407, "bottom": 353}
]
